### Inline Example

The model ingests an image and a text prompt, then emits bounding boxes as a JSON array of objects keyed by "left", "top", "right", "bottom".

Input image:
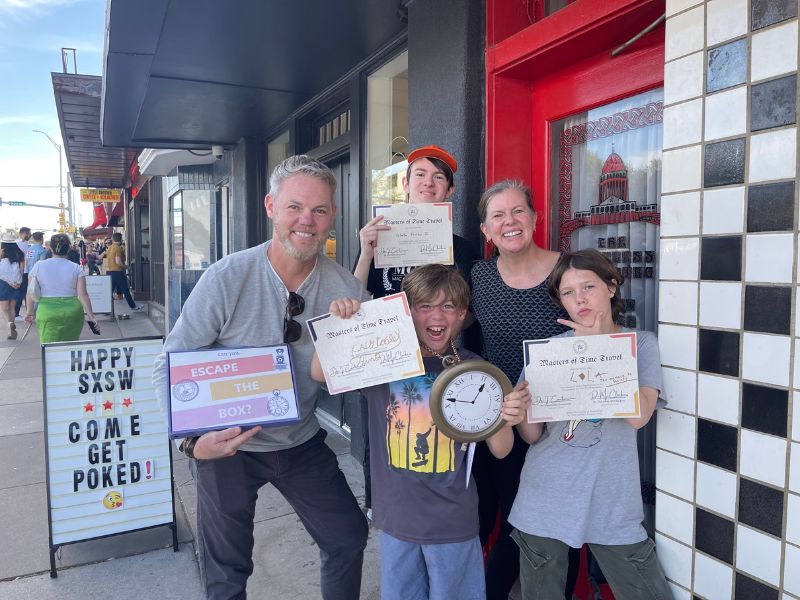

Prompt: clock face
[
  {"left": 429, "top": 359, "right": 513, "bottom": 442},
  {"left": 441, "top": 371, "right": 504, "bottom": 434}
]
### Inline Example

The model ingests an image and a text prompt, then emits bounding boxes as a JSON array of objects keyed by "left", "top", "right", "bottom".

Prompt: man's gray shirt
[{"left": 153, "top": 241, "right": 369, "bottom": 452}]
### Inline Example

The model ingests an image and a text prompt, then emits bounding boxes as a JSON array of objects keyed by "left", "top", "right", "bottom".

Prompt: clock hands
[
  {"left": 471, "top": 383, "right": 485, "bottom": 404},
  {"left": 445, "top": 383, "right": 486, "bottom": 405},
  {"left": 445, "top": 397, "right": 474, "bottom": 404}
]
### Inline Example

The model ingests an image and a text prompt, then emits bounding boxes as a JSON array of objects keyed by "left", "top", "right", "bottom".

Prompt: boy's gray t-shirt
[
  {"left": 509, "top": 329, "right": 663, "bottom": 548},
  {"left": 152, "top": 241, "right": 369, "bottom": 452}
]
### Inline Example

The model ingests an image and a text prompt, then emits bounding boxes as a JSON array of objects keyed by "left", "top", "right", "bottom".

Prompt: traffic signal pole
[{"left": 32, "top": 130, "right": 71, "bottom": 232}]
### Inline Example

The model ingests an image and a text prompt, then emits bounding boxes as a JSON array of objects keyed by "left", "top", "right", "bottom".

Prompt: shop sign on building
[{"left": 79, "top": 188, "right": 122, "bottom": 203}]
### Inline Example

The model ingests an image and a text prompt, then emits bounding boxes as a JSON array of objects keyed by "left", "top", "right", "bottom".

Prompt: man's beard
[{"left": 276, "top": 231, "right": 323, "bottom": 262}]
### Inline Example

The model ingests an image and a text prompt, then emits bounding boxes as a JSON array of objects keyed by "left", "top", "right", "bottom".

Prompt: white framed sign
[
  {"left": 43, "top": 336, "right": 176, "bottom": 577},
  {"left": 85, "top": 275, "right": 113, "bottom": 315},
  {"left": 167, "top": 344, "right": 300, "bottom": 438}
]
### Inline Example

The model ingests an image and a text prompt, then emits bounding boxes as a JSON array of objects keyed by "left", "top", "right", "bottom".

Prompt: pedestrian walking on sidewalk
[
  {"left": 25, "top": 233, "right": 99, "bottom": 343},
  {"left": 0, "top": 233, "right": 25, "bottom": 340},
  {"left": 153, "top": 155, "right": 369, "bottom": 600},
  {"left": 14, "top": 226, "right": 31, "bottom": 319},
  {"left": 104, "top": 233, "right": 143, "bottom": 311},
  {"left": 85, "top": 243, "right": 101, "bottom": 275}
]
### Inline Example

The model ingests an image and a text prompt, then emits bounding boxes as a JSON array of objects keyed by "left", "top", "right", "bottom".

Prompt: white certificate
[
  {"left": 372, "top": 203, "right": 454, "bottom": 268},
  {"left": 523, "top": 332, "right": 640, "bottom": 422},
  {"left": 307, "top": 292, "right": 425, "bottom": 394}
]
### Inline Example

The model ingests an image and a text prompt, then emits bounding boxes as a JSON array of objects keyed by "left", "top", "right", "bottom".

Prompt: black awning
[
  {"left": 52, "top": 73, "right": 138, "bottom": 188},
  {"left": 102, "top": 0, "right": 407, "bottom": 149}
]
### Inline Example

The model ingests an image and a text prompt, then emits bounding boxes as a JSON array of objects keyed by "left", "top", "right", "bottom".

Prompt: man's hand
[
  {"left": 329, "top": 298, "right": 362, "bottom": 319},
  {"left": 192, "top": 426, "right": 263, "bottom": 460}
]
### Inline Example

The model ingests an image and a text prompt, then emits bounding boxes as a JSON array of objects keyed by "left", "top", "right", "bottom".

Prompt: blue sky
[{"left": 0, "top": 0, "right": 106, "bottom": 232}]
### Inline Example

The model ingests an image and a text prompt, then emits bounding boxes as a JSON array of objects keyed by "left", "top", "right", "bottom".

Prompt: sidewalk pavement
[{"left": 0, "top": 299, "right": 380, "bottom": 599}]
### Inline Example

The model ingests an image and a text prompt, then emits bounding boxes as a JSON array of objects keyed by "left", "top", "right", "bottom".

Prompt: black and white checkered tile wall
[{"left": 659, "top": 0, "right": 799, "bottom": 597}]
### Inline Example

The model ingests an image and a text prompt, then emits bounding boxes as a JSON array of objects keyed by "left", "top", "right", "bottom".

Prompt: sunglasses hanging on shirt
[{"left": 283, "top": 292, "right": 305, "bottom": 343}]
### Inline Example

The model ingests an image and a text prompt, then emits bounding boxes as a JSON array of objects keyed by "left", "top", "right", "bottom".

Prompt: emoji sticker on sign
[{"left": 102, "top": 489, "right": 124, "bottom": 510}]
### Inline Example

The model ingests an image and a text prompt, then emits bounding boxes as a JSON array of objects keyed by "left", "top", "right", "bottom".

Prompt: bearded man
[{"left": 153, "top": 155, "right": 369, "bottom": 600}]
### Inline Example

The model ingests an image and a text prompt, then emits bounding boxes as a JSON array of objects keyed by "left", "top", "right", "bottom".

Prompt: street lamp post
[{"left": 32, "top": 130, "right": 72, "bottom": 231}]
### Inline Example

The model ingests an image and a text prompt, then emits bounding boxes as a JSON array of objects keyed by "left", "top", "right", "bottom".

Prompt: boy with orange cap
[{"left": 354, "top": 145, "right": 478, "bottom": 295}]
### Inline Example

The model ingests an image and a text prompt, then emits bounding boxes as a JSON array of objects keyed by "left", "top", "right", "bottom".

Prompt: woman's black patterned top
[{"left": 470, "top": 257, "right": 569, "bottom": 382}]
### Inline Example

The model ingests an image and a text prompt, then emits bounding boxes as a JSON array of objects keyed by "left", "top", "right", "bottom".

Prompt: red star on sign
[
  {"left": 83, "top": 402, "right": 94, "bottom": 413},
  {"left": 102, "top": 400, "right": 113, "bottom": 411},
  {"left": 122, "top": 397, "right": 132, "bottom": 408}
]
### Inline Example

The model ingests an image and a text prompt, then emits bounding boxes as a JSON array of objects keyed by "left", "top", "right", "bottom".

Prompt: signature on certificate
[
  {"left": 531, "top": 394, "right": 575, "bottom": 407},
  {"left": 351, "top": 329, "right": 401, "bottom": 357},
  {"left": 590, "top": 387, "right": 630, "bottom": 404},
  {"left": 419, "top": 243, "right": 445, "bottom": 255},
  {"left": 328, "top": 348, "right": 413, "bottom": 378},
  {"left": 376, "top": 247, "right": 405, "bottom": 257}
]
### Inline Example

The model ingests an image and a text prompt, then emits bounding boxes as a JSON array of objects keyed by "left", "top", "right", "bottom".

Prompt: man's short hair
[
  {"left": 32, "top": 232, "right": 44, "bottom": 242},
  {"left": 19, "top": 227, "right": 31, "bottom": 235},
  {"left": 401, "top": 264, "right": 470, "bottom": 310},
  {"left": 269, "top": 155, "right": 336, "bottom": 199},
  {"left": 112, "top": 233, "right": 123, "bottom": 243}
]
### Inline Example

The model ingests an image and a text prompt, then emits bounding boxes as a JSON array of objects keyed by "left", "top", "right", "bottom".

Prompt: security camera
[{"left": 211, "top": 145, "right": 224, "bottom": 160}]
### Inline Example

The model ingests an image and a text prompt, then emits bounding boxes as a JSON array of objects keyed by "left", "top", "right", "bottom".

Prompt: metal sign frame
[{"left": 84, "top": 274, "right": 115, "bottom": 317}]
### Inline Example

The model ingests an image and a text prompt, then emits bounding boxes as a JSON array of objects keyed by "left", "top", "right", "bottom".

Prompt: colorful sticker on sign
[{"left": 102, "top": 489, "right": 124, "bottom": 510}]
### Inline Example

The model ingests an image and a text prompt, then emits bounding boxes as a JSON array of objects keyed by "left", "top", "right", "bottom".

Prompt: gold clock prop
[{"left": 429, "top": 359, "right": 513, "bottom": 443}]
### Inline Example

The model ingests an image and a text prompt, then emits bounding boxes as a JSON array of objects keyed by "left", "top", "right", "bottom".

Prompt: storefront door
[{"left": 485, "top": 0, "right": 666, "bottom": 561}]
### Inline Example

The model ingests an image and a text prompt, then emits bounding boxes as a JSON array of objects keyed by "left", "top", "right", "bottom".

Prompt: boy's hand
[
  {"left": 357, "top": 214, "right": 391, "bottom": 260},
  {"left": 500, "top": 380, "right": 531, "bottom": 426},
  {"left": 329, "top": 297, "right": 362, "bottom": 319}
]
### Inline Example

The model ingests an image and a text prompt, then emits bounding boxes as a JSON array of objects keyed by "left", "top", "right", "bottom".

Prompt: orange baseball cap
[{"left": 407, "top": 145, "right": 458, "bottom": 173}]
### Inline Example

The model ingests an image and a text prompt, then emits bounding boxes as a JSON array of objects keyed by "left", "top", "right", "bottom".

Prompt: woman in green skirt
[{"left": 25, "top": 234, "right": 100, "bottom": 343}]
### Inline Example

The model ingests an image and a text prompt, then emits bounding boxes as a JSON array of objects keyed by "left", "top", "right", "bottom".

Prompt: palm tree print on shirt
[{"left": 386, "top": 374, "right": 455, "bottom": 474}]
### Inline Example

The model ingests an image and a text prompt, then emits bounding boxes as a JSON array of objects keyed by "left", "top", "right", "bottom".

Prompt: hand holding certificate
[
  {"left": 523, "top": 332, "right": 640, "bottom": 422},
  {"left": 308, "top": 292, "right": 425, "bottom": 393},
  {"left": 372, "top": 203, "right": 454, "bottom": 269}
]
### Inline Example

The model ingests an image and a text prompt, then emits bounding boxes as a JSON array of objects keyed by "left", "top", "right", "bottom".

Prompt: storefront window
[
  {"left": 169, "top": 189, "right": 214, "bottom": 270},
  {"left": 545, "top": 0, "right": 576, "bottom": 16},
  {"left": 170, "top": 192, "right": 182, "bottom": 269},
  {"left": 267, "top": 131, "right": 290, "bottom": 190},
  {"left": 366, "top": 52, "right": 408, "bottom": 211},
  {"left": 550, "top": 88, "right": 663, "bottom": 331}
]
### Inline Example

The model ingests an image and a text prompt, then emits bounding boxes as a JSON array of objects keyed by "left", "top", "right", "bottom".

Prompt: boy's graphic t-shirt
[{"left": 364, "top": 351, "right": 480, "bottom": 544}]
